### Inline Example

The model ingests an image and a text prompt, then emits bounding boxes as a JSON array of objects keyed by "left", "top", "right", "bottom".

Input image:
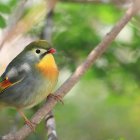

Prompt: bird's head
[
  {"left": 23, "top": 40, "right": 58, "bottom": 79},
  {"left": 23, "top": 40, "right": 56, "bottom": 62}
]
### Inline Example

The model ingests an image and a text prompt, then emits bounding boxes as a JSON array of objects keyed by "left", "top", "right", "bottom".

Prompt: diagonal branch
[
  {"left": 1, "top": 1, "right": 140, "bottom": 140},
  {"left": 59, "top": 0, "right": 132, "bottom": 6},
  {"left": 0, "top": 0, "right": 28, "bottom": 49},
  {"left": 7, "top": 0, "right": 28, "bottom": 30}
]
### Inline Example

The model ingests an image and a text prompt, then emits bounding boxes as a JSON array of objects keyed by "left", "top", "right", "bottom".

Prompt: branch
[
  {"left": 1, "top": 2, "right": 140, "bottom": 140},
  {"left": 41, "top": 0, "right": 57, "bottom": 41},
  {"left": 45, "top": 111, "right": 58, "bottom": 140},
  {"left": 46, "top": 0, "right": 58, "bottom": 14},
  {"left": 0, "top": 0, "right": 47, "bottom": 50},
  {"left": 7, "top": 0, "right": 28, "bottom": 30},
  {"left": 59, "top": 0, "right": 132, "bottom": 6},
  {"left": 60, "top": 0, "right": 107, "bottom": 4},
  {"left": 0, "top": 0, "right": 28, "bottom": 49}
]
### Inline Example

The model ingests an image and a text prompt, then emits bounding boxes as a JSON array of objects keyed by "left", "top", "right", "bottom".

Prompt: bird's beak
[
  {"left": 41, "top": 48, "right": 56, "bottom": 58},
  {"left": 47, "top": 48, "right": 56, "bottom": 54}
]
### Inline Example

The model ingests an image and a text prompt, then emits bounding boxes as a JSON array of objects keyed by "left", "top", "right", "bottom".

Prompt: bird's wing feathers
[
  {"left": 0, "top": 77, "right": 12, "bottom": 92},
  {"left": 0, "top": 71, "right": 23, "bottom": 94},
  {"left": 0, "top": 66, "right": 27, "bottom": 93}
]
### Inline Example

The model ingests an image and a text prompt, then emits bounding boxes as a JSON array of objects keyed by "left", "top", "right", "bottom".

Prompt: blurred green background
[{"left": 0, "top": 0, "right": 140, "bottom": 140}]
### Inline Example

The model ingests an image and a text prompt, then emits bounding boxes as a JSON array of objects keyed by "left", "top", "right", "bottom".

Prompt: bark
[{"left": 45, "top": 111, "right": 58, "bottom": 140}]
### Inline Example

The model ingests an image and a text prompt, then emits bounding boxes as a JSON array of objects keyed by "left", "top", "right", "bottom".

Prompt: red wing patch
[{"left": 0, "top": 78, "right": 12, "bottom": 92}]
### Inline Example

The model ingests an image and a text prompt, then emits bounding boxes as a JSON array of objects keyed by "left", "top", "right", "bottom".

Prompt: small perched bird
[{"left": 0, "top": 40, "right": 59, "bottom": 129}]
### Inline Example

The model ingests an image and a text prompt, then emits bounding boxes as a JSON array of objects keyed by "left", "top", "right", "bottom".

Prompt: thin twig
[
  {"left": 45, "top": 111, "right": 58, "bottom": 140},
  {"left": 60, "top": 0, "right": 108, "bottom": 4},
  {"left": 1, "top": 2, "right": 140, "bottom": 140},
  {"left": 59, "top": 0, "right": 132, "bottom": 6}
]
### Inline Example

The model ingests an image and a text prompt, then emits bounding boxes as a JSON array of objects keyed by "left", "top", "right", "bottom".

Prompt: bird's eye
[{"left": 36, "top": 49, "right": 41, "bottom": 54}]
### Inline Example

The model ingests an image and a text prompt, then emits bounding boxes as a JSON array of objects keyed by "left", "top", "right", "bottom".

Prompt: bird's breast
[{"left": 36, "top": 54, "right": 59, "bottom": 82}]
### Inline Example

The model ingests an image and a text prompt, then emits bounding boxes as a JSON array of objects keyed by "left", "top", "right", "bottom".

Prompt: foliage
[{"left": 0, "top": 0, "right": 17, "bottom": 28}]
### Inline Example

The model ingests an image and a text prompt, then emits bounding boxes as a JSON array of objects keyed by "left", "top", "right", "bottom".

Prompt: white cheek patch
[
  {"left": 7, "top": 68, "right": 18, "bottom": 77},
  {"left": 19, "top": 63, "right": 31, "bottom": 73}
]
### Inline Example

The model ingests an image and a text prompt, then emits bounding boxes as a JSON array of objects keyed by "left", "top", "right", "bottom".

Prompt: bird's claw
[
  {"left": 47, "top": 94, "right": 64, "bottom": 104},
  {"left": 25, "top": 119, "right": 36, "bottom": 131}
]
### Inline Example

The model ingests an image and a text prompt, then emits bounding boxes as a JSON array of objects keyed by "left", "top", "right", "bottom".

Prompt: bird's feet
[
  {"left": 18, "top": 110, "right": 36, "bottom": 131},
  {"left": 24, "top": 119, "right": 36, "bottom": 131},
  {"left": 47, "top": 93, "right": 64, "bottom": 104}
]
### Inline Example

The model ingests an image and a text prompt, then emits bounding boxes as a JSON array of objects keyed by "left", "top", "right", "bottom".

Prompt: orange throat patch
[{"left": 36, "top": 54, "right": 59, "bottom": 82}]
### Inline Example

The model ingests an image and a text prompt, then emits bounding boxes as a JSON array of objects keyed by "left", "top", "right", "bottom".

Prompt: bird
[{"left": 0, "top": 40, "right": 59, "bottom": 129}]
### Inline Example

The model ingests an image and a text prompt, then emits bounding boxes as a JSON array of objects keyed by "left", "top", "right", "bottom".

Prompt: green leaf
[
  {"left": 0, "top": 3, "right": 11, "bottom": 14},
  {"left": 0, "top": 14, "right": 6, "bottom": 28}
]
